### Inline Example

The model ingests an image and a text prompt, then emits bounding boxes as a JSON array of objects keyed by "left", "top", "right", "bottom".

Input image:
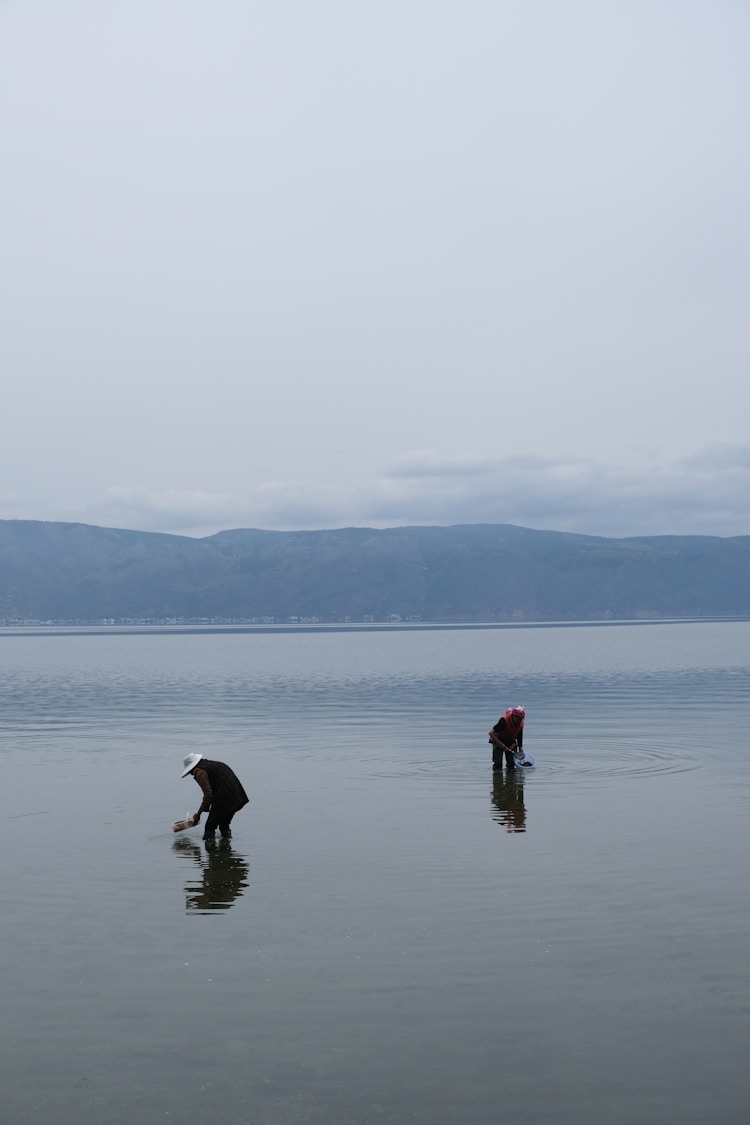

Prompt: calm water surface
[{"left": 1, "top": 621, "right": 749, "bottom": 1124}]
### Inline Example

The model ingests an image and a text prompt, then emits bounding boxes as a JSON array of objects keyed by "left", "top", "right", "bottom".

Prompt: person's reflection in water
[
  {"left": 172, "top": 837, "right": 250, "bottom": 913},
  {"left": 491, "top": 771, "right": 528, "bottom": 833}
]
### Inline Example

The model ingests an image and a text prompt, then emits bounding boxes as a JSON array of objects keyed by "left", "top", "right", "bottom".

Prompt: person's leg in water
[
  {"left": 203, "top": 808, "right": 220, "bottom": 840},
  {"left": 493, "top": 742, "right": 517, "bottom": 770},
  {"left": 205, "top": 807, "right": 235, "bottom": 839}
]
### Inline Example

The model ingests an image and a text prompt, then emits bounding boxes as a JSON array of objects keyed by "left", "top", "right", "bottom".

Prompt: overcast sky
[{"left": 2, "top": 0, "right": 749, "bottom": 540}]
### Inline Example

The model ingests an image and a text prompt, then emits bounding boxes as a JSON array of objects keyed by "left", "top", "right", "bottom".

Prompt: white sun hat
[{"left": 181, "top": 753, "right": 204, "bottom": 778}]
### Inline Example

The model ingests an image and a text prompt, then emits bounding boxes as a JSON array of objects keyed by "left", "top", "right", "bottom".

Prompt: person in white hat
[{"left": 180, "top": 753, "right": 249, "bottom": 841}]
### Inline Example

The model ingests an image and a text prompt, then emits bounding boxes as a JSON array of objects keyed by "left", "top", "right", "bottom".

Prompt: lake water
[{"left": 1, "top": 620, "right": 749, "bottom": 1125}]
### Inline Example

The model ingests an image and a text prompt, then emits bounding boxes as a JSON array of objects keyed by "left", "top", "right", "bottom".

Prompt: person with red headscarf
[{"left": 488, "top": 706, "right": 526, "bottom": 770}]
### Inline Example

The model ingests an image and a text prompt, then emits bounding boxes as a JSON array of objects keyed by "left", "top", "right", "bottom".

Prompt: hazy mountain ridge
[{"left": 1, "top": 519, "right": 749, "bottom": 622}]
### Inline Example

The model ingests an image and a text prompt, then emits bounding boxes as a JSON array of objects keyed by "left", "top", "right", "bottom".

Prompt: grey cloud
[
  {"left": 1, "top": 3, "right": 749, "bottom": 540},
  {"left": 388, "top": 452, "right": 499, "bottom": 479},
  {"left": 679, "top": 444, "right": 750, "bottom": 472},
  {"left": 83, "top": 444, "right": 750, "bottom": 540}
]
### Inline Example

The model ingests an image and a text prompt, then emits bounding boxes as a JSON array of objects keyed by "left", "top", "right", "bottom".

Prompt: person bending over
[
  {"left": 181, "top": 753, "right": 249, "bottom": 840},
  {"left": 488, "top": 706, "right": 526, "bottom": 771}
]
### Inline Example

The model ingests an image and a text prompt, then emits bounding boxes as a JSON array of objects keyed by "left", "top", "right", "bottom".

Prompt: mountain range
[{"left": 1, "top": 518, "right": 749, "bottom": 623}]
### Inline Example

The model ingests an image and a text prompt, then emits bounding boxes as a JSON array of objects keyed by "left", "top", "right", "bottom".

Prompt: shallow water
[{"left": 1, "top": 621, "right": 749, "bottom": 1124}]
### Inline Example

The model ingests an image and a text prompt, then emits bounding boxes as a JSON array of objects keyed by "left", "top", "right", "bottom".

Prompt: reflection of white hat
[{"left": 181, "top": 753, "right": 204, "bottom": 778}]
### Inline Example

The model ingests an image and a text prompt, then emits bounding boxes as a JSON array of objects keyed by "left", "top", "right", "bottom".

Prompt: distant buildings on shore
[{"left": 0, "top": 613, "right": 425, "bottom": 627}]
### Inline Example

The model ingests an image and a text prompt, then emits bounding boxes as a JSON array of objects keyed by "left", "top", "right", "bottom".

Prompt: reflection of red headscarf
[{"left": 503, "top": 707, "right": 525, "bottom": 739}]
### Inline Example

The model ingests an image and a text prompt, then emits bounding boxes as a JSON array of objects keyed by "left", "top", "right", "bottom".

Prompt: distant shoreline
[{"left": 1, "top": 615, "right": 749, "bottom": 639}]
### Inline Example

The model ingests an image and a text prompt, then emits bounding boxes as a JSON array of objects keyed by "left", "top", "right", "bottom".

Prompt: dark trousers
[
  {"left": 492, "top": 744, "right": 518, "bottom": 770},
  {"left": 204, "top": 808, "right": 236, "bottom": 838}
]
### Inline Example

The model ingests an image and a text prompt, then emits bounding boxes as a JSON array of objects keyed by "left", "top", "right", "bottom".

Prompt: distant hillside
[{"left": 1, "top": 519, "right": 749, "bottom": 622}]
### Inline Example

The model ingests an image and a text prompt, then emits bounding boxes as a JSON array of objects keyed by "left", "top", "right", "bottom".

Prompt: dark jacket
[{"left": 193, "top": 758, "right": 249, "bottom": 817}]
